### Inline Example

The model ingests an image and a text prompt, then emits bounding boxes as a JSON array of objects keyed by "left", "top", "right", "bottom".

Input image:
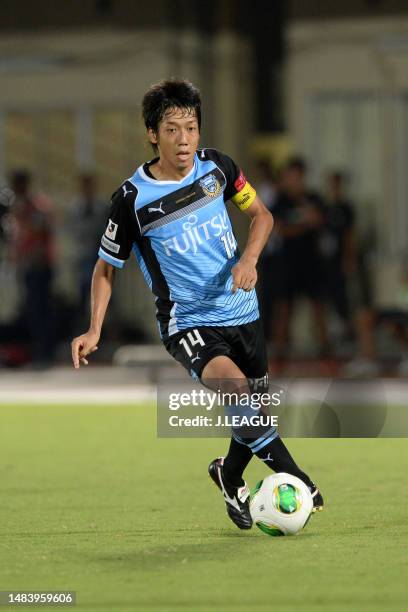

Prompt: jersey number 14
[{"left": 221, "top": 231, "right": 237, "bottom": 259}]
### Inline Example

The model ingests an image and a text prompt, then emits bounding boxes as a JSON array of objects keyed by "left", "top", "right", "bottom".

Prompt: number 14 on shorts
[{"left": 179, "top": 329, "right": 206, "bottom": 357}]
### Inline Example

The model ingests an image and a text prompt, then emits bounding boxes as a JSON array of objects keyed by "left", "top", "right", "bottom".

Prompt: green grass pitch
[{"left": 1, "top": 403, "right": 408, "bottom": 611}]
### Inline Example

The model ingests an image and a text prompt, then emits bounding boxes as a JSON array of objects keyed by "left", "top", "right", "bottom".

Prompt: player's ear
[{"left": 148, "top": 128, "right": 158, "bottom": 145}]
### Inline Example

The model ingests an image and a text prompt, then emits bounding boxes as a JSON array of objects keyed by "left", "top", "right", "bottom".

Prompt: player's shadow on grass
[
  {"left": 89, "top": 528, "right": 322, "bottom": 570},
  {"left": 90, "top": 531, "right": 265, "bottom": 570}
]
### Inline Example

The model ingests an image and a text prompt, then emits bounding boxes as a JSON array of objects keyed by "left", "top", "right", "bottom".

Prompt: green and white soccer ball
[{"left": 250, "top": 473, "right": 313, "bottom": 536}]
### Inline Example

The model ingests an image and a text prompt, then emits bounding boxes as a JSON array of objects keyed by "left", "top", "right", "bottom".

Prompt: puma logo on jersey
[
  {"left": 122, "top": 185, "right": 133, "bottom": 197},
  {"left": 191, "top": 352, "right": 201, "bottom": 363},
  {"left": 148, "top": 202, "right": 165, "bottom": 214}
]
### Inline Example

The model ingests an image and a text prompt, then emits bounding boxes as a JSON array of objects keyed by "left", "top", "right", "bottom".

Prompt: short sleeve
[
  {"left": 98, "top": 181, "right": 139, "bottom": 268},
  {"left": 204, "top": 149, "right": 257, "bottom": 211}
]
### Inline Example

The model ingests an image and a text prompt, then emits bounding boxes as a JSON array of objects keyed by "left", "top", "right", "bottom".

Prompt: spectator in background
[
  {"left": 270, "top": 157, "right": 329, "bottom": 360},
  {"left": 9, "top": 170, "right": 56, "bottom": 366},
  {"left": 0, "top": 186, "right": 12, "bottom": 244},
  {"left": 0, "top": 184, "right": 14, "bottom": 257},
  {"left": 343, "top": 226, "right": 379, "bottom": 377},
  {"left": 252, "top": 157, "right": 277, "bottom": 208},
  {"left": 68, "top": 173, "right": 107, "bottom": 327},
  {"left": 376, "top": 263, "right": 408, "bottom": 375},
  {"left": 320, "top": 171, "right": 356, "bottom": 341},
  {"left": 253, "top": 157, "right": 278, "bottom": 342},
  {"left": 319, "top": 172, "right": 379, "bottom": 376}
]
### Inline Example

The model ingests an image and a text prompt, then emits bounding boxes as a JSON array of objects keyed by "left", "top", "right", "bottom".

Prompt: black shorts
[{"left": 163, "top": 319, "right": 268, "bottom": 382}]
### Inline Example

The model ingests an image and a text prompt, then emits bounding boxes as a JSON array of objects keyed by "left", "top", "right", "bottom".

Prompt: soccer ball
[{"left": 250, "top": 473, "right": 313, "bottom": 536}]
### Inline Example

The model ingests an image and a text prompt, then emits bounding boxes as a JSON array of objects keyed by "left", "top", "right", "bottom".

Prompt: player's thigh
[
  {"left": 201, "top": 355, "right": 252, "bottom": 399},
  {"left": 201, "top": 354, "right": 245, "bottom": 380}
]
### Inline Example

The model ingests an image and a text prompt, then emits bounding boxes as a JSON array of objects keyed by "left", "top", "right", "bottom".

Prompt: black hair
[
  {"left": 330, "top": 170, "right": 346, "bottom": 183},
  {"left": 142, "top": 78, "right": 201, "bottom": 140},
  {"left": 10, "top": 169, "right": 32, "bottom": 188},
  {"left": 286, "top": 156, "right": 307, "bottom": 173}
]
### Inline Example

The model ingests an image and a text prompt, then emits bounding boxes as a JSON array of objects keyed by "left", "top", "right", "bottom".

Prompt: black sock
[
  {"left": 223, "top": 437, "right": 253, "bottom": 487},
  {"left": 253, "top": 436, "right": 314, "bottom": 489}
]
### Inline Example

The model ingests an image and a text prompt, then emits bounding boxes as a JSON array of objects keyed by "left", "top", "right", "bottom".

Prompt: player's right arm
[
  {"left": 71, "top": 258, "right": 115, "bottom": 369},
  {"left": 71, "top": 181, "right": 139, "bottom": 369}
]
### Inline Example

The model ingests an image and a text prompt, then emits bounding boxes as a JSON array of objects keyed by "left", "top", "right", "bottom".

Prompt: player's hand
[
  {"left": 71, "top": 331, "right": 99, "bottom": 369},
  {"left": 231, "top": 256, "right": 258, "bottom": 293}
]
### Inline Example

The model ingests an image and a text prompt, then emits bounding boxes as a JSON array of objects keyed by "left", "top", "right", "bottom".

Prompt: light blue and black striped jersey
[{"left": 98, "top": 148, "right": 259, "bottom": 339}]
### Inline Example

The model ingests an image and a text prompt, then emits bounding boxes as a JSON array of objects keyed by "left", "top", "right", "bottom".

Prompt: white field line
[
  {"left": 0, "top": 379, "right": 406, "bottom": 405},
  {"left": 0, "top": 386, "right": 156, "bottom": 404}
]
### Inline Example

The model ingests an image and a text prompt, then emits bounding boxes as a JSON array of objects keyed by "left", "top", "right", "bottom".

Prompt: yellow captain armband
[{"left": 231, "top": 181, "right": 257, "bottom": 211}]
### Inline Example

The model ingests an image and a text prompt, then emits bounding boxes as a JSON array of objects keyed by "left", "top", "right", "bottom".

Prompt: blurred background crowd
[
  {"left": 1, "top": 0, "right": 408, "bottom": 377},
  {"left": 256, "top": 156, "right": 408, "bottom": 377}
]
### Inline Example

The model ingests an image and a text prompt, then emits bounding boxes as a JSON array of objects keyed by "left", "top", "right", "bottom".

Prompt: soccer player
[{"left": 71, "top": 79, "right": 323, "bottom": 529}]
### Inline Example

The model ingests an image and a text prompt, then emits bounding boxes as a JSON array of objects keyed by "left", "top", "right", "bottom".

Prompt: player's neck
[{"left": 149, "top": 157, "right": 194, "bottom": 182}]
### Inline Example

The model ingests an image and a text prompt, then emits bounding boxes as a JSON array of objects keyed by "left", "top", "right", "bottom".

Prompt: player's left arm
[
  {"left": 231, "top": 195, "right": 274, "bottom": 292},
  {"left": 209, "top": 149, "right": 273, "bottom": 292}
]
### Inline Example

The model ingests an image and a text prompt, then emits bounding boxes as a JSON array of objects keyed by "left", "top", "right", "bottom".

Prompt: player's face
[{"left": 149, "top": 107, "right": 200, "bottom": 173}]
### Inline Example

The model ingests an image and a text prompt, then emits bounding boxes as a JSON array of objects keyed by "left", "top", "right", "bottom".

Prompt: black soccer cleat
[
  {"left": 310, "top": 484, "right": 324, "bottom": 512},
  {"left": 208, "top": 457, "right": 253, "bottom": 530}
]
